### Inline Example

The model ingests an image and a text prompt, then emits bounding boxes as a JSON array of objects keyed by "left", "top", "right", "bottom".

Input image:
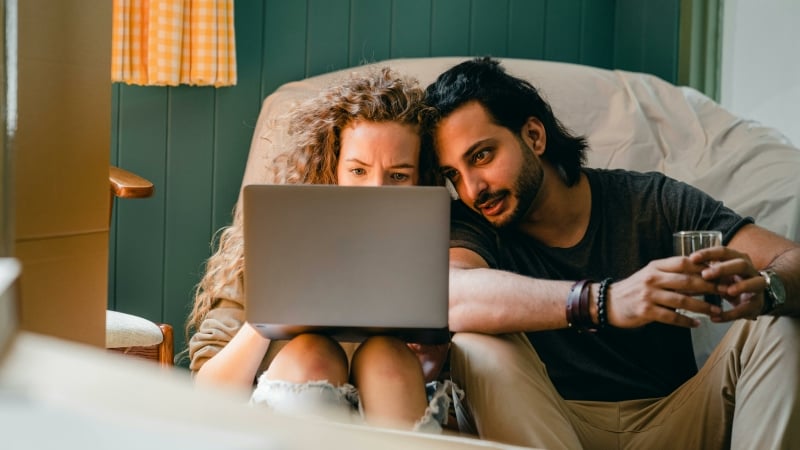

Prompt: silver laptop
[{"left": 243, "top": 184, "right": 450, "bottom": 344}]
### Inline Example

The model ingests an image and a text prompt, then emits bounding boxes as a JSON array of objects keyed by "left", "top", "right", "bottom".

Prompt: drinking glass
[{"left": 673, "top": 230, "right": 723, "bottom": 306}]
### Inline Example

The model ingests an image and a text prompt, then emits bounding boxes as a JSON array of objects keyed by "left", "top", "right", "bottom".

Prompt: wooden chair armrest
[{"left": 110, "top": 166, "right": 154, "bottom": 199}]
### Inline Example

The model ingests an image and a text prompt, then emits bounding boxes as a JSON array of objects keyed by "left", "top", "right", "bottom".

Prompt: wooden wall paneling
[
  {"left": 430, "top": 0, "right": 471, "bottom": 56},
  {"left": 213, "top": 0, "right": 266, "bottom": 232},
  {"left": 350, "top": 0, "right": 392, "bottom": 65},
  {"left": 114, "top": 85, "right": 168, "bottom": 320},
  {"left": 391, "top": 0, "right": 433, "bottom": 57},
  {"left": 614, "top": 0, "right": 646, "bottom": 76},
  {"left": 678, "top": 0, "right": 722, "bottom": 100},
  {"left": 614, "top": 0, "right": 680, "bottom": 83},
  {"left": 262, "top": 0, "right": 308, "bottom": 96},
  {"left": 508, "top": 0, "right": 546, "bottom": 59},
  {"left": 307, "top": 0, "right": 351, "bottom": 76},
  {"left": 162, "top": 85, "right": 215, "bottom": 356},
  {"left": 109, "top": 84, "right": 121, "bottom": 310},
  {"left": 470, "top": 0, "right": 509, "bottom": 57},
  {"left": 642, "top": 0, "right": 680, "bottom": 82},
  {"left": 580, "top": 0, "right": 615, "bottom": 69},
  {"left": 183, "top": 1, "right": 269, "bottom": 358},
  {"left": 543, "top": 0, "right": 583, "bottom": 62}
]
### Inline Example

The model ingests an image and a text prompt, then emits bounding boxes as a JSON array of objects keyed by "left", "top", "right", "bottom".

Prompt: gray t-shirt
[{"left": 450, "top": 168, "right": 752, "bottom": 401}]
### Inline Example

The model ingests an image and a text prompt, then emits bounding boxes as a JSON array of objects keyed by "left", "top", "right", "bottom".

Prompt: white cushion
[{"left": 106, "top": 310, "right": 163, "bottom": 349}]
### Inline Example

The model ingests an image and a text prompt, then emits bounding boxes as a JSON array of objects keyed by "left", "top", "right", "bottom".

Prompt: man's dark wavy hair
[{"left": 425, "top": 57, "right": 588, "bottom": 186}]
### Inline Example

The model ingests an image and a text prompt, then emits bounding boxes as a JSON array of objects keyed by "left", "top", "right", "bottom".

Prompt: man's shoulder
[
  {"left": 586, "top": 168, "right": 681, "bottom": 195},
  {"left": 586, "top": 167, "right": 670, "bottom": 182}
]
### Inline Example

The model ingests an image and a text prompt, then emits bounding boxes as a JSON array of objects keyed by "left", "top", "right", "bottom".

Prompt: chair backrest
[
  {"left": 107, "top": 167, "right": 173, "bottom": 367},
  {"left": 240, "top": 57, "right": 800, "bottom": 242}
]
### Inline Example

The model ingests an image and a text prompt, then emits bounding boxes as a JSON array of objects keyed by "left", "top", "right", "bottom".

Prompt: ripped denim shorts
[{"left": 250, "top": 375, "right": 463, "bottom": 434}]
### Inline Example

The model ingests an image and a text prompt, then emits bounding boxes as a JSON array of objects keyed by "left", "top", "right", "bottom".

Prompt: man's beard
[{"left": 474, "top": 139, "right": 543, "bottom": 229}]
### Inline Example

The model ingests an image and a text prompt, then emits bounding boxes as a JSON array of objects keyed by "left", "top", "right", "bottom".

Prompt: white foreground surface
[{"left": 0, "top": 331, "right": 535, "bottom": 450}]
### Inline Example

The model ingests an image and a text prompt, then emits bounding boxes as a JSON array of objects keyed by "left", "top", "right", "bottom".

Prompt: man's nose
[{"left": 461, "top": 173, "right": 486, "bottom": 202}]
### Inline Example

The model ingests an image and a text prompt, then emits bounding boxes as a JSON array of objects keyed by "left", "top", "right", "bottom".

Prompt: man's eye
[
  {"left": 473, "top": 149, "right": 490, "bottom": 163},
  {"left": 350, "top": 168, "right": 366, "bottom": 176},
  {"left": 391, "top": 173, "right": 410, "bottom": 181},
  {"left": 441, "top": 169, "right": 458, "bottom": 182}
]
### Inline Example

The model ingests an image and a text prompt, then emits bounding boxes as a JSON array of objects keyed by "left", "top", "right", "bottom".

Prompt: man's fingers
[
  {"left": 712, "top": 301, "right": 760, "bottom": 322},
  {"left": 649, "top": 304, "right": 702, "bottom": 328},
  {"left": 689, "top": 245, "right": 733, "bottom": 264}
]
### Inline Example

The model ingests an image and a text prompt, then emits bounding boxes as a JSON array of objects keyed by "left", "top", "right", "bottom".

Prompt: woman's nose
[{"left": 368, "top": 173, "right": 385, "bottom": 187}]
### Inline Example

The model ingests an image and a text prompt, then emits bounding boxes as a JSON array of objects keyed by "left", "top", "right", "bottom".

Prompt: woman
[{"left": 186, "top": 67, "right": 454, "bottom": 433}]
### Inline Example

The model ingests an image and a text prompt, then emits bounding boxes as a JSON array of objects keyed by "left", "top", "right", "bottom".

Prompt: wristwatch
[{"left": 759, "top": 269, "right": 787, "bottom": 315}]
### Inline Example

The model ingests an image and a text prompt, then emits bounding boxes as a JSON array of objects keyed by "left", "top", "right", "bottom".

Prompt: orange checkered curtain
[{"left": 111, "top": 0, "right": 237, "bottom": 87}]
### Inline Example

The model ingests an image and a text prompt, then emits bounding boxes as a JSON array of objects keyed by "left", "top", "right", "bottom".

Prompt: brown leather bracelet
[
  {"left": 567, "top": 279, "right": 592, "bottom": 330},
  {"left": 578, "top": 280, "right": 595, "bottom": 332}
]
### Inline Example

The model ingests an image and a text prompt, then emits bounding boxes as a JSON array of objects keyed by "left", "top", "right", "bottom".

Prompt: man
[{"left": 425, "top": 57, "right": 799, "bottom": 449}]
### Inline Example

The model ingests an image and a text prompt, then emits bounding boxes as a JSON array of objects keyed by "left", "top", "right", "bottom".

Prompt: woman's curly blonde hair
[{"left": 185, "top": 67, "right": 438, "bottom": 344}]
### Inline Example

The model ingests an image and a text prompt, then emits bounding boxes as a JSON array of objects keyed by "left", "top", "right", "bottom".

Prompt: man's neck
[{"left": 517, "top": 168, "right": 591, "bottom": 248}]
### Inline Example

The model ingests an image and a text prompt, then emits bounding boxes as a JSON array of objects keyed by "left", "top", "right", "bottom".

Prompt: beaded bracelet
[{"left": 597, "top": 277, "right": 613, "bottom": 329}]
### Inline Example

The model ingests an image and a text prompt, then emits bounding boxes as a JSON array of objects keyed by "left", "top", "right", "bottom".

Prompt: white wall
[{"left": 720, "top": 0, "right": 800, "bottom": 146}]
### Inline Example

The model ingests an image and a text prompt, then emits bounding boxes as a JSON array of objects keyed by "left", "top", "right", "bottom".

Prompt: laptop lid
[{"left": 242, "top": 184, "right": 450, "bottom": 344}]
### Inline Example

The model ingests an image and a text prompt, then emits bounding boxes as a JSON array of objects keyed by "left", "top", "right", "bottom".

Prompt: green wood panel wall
[{"left": 110, "top": 0, "right": 682, "bottom": 366}]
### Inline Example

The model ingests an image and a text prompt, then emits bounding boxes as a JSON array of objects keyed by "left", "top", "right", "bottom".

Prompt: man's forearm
[
  {"left": 448, "top": 267, "right": 574, "bottom": 334},
  {"left": 768, "top": 246, "right": 800, "bottom": 316},
  {"left": 723, "top": 224, "right": 800, "bottom": 318}
]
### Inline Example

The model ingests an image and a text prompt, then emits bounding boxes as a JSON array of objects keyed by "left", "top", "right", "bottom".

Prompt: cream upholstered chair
[
  {"left": 239, "top": 57, "right": 800, "bottom": 369},
  {"left": 106, "top": 167, "right": 173, "bottom": 367}
]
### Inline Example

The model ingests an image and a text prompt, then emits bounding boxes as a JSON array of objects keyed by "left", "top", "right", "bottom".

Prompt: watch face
[
  {"left": 771, "top": 273, "right": 787, "bottom": 306},
  {"left": 765, "top": 270, "right": 787, "bottom": 308}
]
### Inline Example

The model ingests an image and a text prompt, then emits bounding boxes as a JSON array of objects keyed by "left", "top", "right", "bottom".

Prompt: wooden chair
[{"left": 106, "top": 166, "right": 174, "bottom": 367}]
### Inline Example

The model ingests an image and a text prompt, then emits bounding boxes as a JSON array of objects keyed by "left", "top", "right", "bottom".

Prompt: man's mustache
[{"left": 474, "top": 189, "right": 509, "bottom": 210}]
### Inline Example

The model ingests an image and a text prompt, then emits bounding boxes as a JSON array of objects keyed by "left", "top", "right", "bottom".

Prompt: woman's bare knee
[
  {"left": 351, "top": 336, "right": 428, "bottom": 428},
  {"left": 265, "top": 334, "right": 348, "bottom": 384},
  {"left": 352, "top": 336, "right": 421, "bottom": 380}
]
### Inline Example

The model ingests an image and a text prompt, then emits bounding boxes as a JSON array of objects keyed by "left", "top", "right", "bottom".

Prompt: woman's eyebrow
[
  {"left": 342, "top": 157, "right": 370, "bottom": 166},
  {"left": 389, "top": 163, "right": 416, "bottom": 169}
]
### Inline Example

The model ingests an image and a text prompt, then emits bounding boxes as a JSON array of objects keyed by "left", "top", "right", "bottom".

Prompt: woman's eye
[
  {"left": 391, "top": 173, "right": 410, "bottom": 181},
  {"left": 350, "top": 168, "right": 366, "bottom": 176}
]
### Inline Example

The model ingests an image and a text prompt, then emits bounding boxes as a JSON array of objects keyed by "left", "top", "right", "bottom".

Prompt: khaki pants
[{"left": 450, "top": 316, "right": 800, "bottom": 450}]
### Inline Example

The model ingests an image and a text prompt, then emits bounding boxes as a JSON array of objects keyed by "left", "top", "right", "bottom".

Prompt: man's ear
[{"left": 521, "top": 117, "right": 546, "bottom": 156}]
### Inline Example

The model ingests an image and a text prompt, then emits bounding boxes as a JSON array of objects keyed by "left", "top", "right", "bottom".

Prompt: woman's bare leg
[
  {"left": 351, "top": 335, "right": 429, "bottom": 430},
  {"left": 264, "top": 333, "right": 348, "bottom": 384},
  {"left": 252, "top": 334, "right": 355, "bottom": 422}
]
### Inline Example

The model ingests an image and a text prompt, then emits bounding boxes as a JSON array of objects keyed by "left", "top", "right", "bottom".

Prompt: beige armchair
[{"left": 242, "top": 57, "right": 800, "bottom": 371}]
